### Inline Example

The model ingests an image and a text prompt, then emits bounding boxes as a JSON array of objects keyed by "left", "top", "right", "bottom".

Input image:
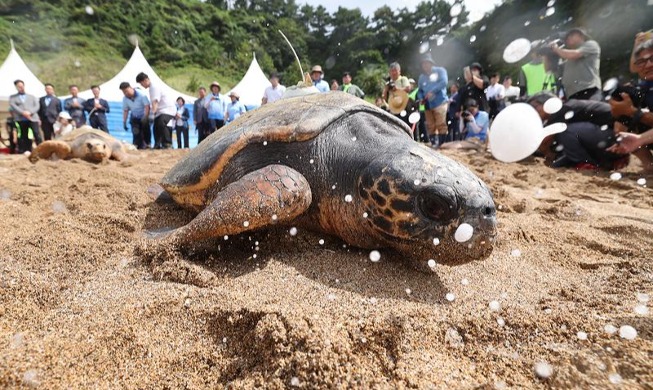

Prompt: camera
[
  {"left": 385, "top": 77, "right": 396, "bottom": 90},
  {"left": 611, "top": 84, "right": 646, "bottom": 130}
]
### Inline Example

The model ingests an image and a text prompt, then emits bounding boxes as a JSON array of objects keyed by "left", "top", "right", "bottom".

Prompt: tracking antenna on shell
[{"left": 278, "top": 30, "right": 305, "bottom": 81}]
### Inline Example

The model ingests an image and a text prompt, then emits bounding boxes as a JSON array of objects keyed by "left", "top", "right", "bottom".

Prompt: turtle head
[
  {"left": 358, "top": 144, "right": 497, "bottom": 270},
  {"left": 84, "top": 139, "right": 111, "bottom": 163}
]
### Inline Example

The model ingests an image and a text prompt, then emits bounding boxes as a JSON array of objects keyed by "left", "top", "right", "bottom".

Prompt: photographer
[
  {"left": 550, "top": 28, "right": 602, "bottom": 101},
  {"left": 382, "top": 62, "right": 411, "bottom": 123},
  {"left": 607, "top": 37, "right": 653, "bottom": 172},
  {"left": 461, "top": 99, "right": 489, "bottom": 144}
]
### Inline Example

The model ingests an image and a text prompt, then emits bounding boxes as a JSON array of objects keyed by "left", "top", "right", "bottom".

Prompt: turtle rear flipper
[
  {"left": 29, "top": 141, "right": 72, "bottom": 163},
  {"left": 162, "top": 165, "right": 312, "bottom": 245}
]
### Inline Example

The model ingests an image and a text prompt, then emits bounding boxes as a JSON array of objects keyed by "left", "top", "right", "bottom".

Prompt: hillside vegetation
[{"left": 0, "top": 0, "right": 649, "bottom": 97}]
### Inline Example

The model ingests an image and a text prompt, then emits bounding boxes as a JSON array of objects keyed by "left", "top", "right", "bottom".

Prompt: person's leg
[
  {"left": 130, "top": 117, "right": 142, "bottom": 149},
  {"left": 554, "top": 123, "right": 600, "bottom": 166},
  {"left": 175, "top": 126, "right": 182, "bottom": 149},
  {"left": 183, "top": 126, "right": 189, "bottom": 148},
  {"left": 160, "top": 114, "right": 173, "bottom": 148},
  {"left": 424, "top": 108, "right": 437, "bottom": 146},
  {"left": 30, "top": 121, "right": 42, "bottom": 145},
  {"left": 434, "top": 102, "right": 449, "bottom": 145},
  {"left": 17, "top": 121, "right": 32, "bottom": 152},
  {"left": 41, "top": 121, "right": 54, "bottom": 141}
]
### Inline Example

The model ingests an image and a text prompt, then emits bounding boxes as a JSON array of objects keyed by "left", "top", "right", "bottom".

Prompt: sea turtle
[
  {"left": 29, "top": 126, "right": 131, "bottom": 163},
  {"left": 157, "top": 92, "right": 497, "bottom": 270}
]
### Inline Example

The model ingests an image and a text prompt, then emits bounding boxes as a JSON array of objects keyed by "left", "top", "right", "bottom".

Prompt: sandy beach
[{"left": 0, "top": 147, "right": 651, "bottom": 389}]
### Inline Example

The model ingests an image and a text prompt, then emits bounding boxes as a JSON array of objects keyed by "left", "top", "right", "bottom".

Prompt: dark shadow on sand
[{"left": 139, "top": 193, "right": 448, "bottom": 304}]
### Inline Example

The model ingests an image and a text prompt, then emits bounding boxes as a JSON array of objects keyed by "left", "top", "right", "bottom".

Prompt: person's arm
[
  {"left": 102, "top": 99, "right": 110, "bottom": 113},
  {"left": 143, "top": 104, "right": 150, "bottom": 119},
  {"left": 630, "top": 32, "right": 649, "bottom": 73},
  {"left": 122, "top": 109, "right": 129, "bottom": 130},
  {"left": 64, "top": 98, "right": 72, "bottom": 110},
  {"left": 426, "top": 69, "right": 448, "bottom": 99},
  {"left": 472, "top": 74, "right": 485, "bottom": 90},
  {"left": 182, "top": 107, "right": 190, "bottom": 122},
  {"left": 551, "top": 46, "right": 584, "bottom": 60},
  {"left": 607, "top": 129, "right": 653, "bottom": 154}
]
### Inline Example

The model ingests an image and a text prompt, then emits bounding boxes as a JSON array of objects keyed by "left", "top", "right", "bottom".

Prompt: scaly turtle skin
[
  {"left": 29, "top": 126, "right": 130, "bottom": 164},
  {"left": 159, "top": 92, "right": 497, "bottom": 270}
]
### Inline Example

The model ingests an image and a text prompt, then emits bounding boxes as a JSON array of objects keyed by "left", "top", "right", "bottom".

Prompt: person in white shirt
[
  {"left": 486, "top": 72, "right": 505, "bottom": 119},
  {"left": 262, "top": 73, "right": 286, "bottom": 105},
  {"left": 136, "top": 72, "right": 176, "bottom": 149},
  {"left": 503, "top": 76, "right": 521, "bottom": 105},
  {"left": 53, "top": 111, "right": 75, "bottom": 139}
]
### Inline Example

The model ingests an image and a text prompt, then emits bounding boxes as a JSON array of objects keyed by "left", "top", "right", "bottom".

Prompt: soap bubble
[
  {"left": 318, "top": 239, "right": 325, "bottom": 245},
  {"left": 454, "top": 223, "right": 474, "bottom": 242},
  {"left": 634, "top": 304, "right": 648, "bottom": 315},
  {"left": 510, "top": 249, "right": 521, "bottom": 257},
  {"left": 637, "top": 292, "right": 650, "bottom": 302},
  {"left": 85, "top": 5, "right": 94, "bottom": 15},
  {"left": 545, "top": 7, "right": 555, "bottom": 17},
  {"left": 344, "top": 194, "right": 353, "bottom": 202},
  {"left": 419, "top": 41, "right": 430, "bottom": 54},
  {"left": 564, "top": 111, "right": 575, "bottom": 120},
  {"left": 534, "top": 362, "right": 553, "bottom": 379},
  {"left": 637, "top": 178, "right": 646, "bottom": 186},
  {"left": 489, "top": 300, "right": 501, "bottom": 311},
  {"left": 409, "top": 112, "right": 421, "bottom": 124},
  {"left": 429, "top": 73, "right": 439, "bottom": 82},
  {"left": 52, "top": 201, "right": 67, "bottom": 213},
  {"left": 609, "top": 172, "right": 622, "bottom": 181},
  {"left": 469, "top": 35, "right": 477, "bottom": 43},
  {"left": 289, "top": 227, "right": 298, "bottom": 236},
  {"left": 433, "top": 238, "right": 440, "bottom": 246},
  {"left": 604, "top": 324, "right": 618, "bottom": 335},
  {"left": 243, "top": 220, "right": 250, "bottom": 227},
  {"left": 577, "top": 331, "right": 588, "bottom": 340},
  {"left": 608, "top": 373, "right": 622, "bottom": 384},
  {"left": 290, "top": 377, "right": 301, "bottom": 387},
  {"left": 543, "top": 97, "right": 563, "bottom": 114},
  {"left": 369, "top": 250, "right": 381, "bottom": 262},
  {"left": 445, "top": 293, "right": 455, "bottom": 301},
  {"left": 619, "top": 325, "right": 637, "bottom": 340},
  {"left": 427, "top": 259, "right": 436, "bottom": 268}
]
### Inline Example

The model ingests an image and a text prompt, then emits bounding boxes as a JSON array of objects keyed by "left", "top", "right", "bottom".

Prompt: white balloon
[
  {"left": 502, "top": 38, "right": 531, "bottom": 63},
  {"left": 408, "top": 112, "right": 421, "bottom": 124},
  {"left": 489, "top": 103, "right": 567, "bottom": 163}
]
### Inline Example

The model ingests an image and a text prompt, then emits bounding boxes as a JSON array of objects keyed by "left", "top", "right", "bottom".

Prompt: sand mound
[{"left": 0, "top": 148, "right": 651, "bottom": 388}]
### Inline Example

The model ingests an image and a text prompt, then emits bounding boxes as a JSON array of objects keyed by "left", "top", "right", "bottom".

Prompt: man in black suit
[
  {"left": 64, "top": 85, "right": 86, "bottom": 127},
  {"left": 83, "top": 85, "right": 110, "bottom": 132},
  {"left": 38, "top": 83, "right": 62, "bottom": 140}
]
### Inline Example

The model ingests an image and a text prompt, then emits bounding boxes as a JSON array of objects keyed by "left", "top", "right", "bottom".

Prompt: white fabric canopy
[
  {"left": 0, "top": 40, "right": 46, "bottom": 100},
  {"left": 76, "top": 44, "right": 196, "bottom": 103},
  {"left": 227, "top": 54, "right": 271, "bottom": 108}
]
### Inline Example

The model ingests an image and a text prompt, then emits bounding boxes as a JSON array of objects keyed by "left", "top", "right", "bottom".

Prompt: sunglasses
[{"left": 634, "top": 56, "right": 653, "bottom": 67}]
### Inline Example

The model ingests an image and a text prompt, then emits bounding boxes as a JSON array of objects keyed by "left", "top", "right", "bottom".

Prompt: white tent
[
  {"left": 0, "top": 40, "right": 46, "bottom": 100},
  {"left": 76, "top": 44, "right": 195, "bottom": 103},
  {"left": 227, "top": 54, "right": 271, "bottom": 108}
]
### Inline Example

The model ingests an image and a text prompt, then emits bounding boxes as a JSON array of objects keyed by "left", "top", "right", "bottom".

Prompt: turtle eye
[
  {"left": 86, "top": 142, "right": 93, "bottom": 149},
  {"left": 417, "top": 193, "right": 457, "bottom": 223}
]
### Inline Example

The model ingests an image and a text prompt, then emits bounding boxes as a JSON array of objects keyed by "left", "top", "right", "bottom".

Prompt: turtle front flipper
[
  {"left": 29, "top": 141, "right": 72, "bottom": 163},
  {"left": 163, "top": 165, "right": 312, "bottom": 245}
]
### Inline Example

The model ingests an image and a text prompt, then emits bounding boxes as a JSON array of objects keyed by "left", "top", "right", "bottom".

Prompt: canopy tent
[
  {"left": 0, "top": 40, "right": 46, "bottom": 100},
  {"left": 226, "top": 54, "right": 271, "bottom": 109},
  {"left": 75, "top": 44, "right": 196, "bottom": 103}
]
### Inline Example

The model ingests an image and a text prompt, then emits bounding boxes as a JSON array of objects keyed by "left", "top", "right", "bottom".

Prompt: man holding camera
[
  {"left": 550, "top": 27, "right": 601, "bottom": 101},
  {"left": 461, "top": 99, "right": 489, "bottom": 144},
  {"left": 607, "top": 36, "right": 653, "bottom": 172},
  {"left": 382, "top": 62, "right": 411, "bottom": 122}
]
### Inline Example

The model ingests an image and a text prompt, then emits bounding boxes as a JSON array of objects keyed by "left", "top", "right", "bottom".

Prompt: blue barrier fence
[{"left": 103, "top": 101, "right": 199, "bottom": 148}]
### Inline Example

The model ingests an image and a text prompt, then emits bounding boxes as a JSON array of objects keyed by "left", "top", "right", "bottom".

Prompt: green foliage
[{"left": 0, "top": 0, "right": 644, "bottom": 98}]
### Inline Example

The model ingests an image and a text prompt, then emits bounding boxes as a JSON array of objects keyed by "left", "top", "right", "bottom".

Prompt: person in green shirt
[{"left": 340, "top": 72, "right": 365, "bottom": 99}]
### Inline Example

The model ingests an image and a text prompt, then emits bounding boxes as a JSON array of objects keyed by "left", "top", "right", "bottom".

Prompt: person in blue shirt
[
  {"left": 462, "top": 99, "right": 489, "bottom": 143},
  {"left": 205, "top": 81, "right": 227, "bottom": 135},
  {"left": 310, "top": 65, "right": 329, "bottom": 93},
  {"left": 417, "top": 54, "right": 449, "bottom": 147},
  {"left": 120, "top": 82, "right": 151, "bottom": 149},
  {"left": 225, "top": 91, "right": 246, "bottom": 124}
]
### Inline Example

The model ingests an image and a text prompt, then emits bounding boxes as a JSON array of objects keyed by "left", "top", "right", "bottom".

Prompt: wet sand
[{"left": 0, "top": 148, "right": 651, "bottom": 389}]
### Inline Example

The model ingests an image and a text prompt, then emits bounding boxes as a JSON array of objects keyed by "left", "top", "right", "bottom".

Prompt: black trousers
[
  {"left": 41, "top": 120, "right": 55, "bottom": 141},
  {"left": 175, "top": 125, "right": 189, "bottom": 148},
  {"left": 16, "top": 120, "right": 42, "bottom": 153},
  {"left": 209, "top": 119, "right": 224, "bottom": 136},
  {"left": 90, "top": 114, "right": 109, "bottom": 132},
  {"left": 154, "top": 114, "right": 174, "bottom": 149},
  {"left": 552, "top": 122, "right": 624, "bottom": 169},
  {"left": 196, "top": 122, "right": 210, "bottom": 144},
  {"left": 130, "top": 117, "right": 148, "bottom": 149}
]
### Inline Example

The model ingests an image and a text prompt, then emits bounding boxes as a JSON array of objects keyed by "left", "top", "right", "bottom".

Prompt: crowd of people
[{"left": 4, "top": 28, "right": 653, "bottom": 172}]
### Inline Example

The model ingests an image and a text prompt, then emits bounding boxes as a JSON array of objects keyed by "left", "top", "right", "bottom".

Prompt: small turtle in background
[
  {"left": 28, "top": 126, "right": 132, "bottom": 163},
  {"left": 153, "top": 92, "right": 497, "bottom": 271}
]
